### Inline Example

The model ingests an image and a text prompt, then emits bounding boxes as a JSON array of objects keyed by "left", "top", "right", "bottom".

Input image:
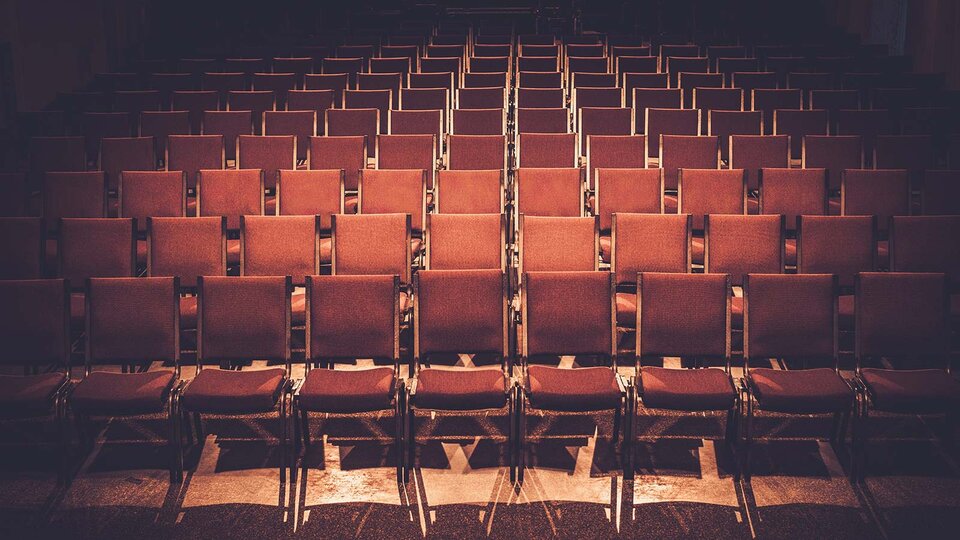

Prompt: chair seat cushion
[
  {"left": 731, "top": 295, "right": 743, "bottom": 330},
  {"left": 227, "top": 238, "right": 240, "bottom": 265},
  {"left": 860, "top": 368, "right": 960, "bottom": 414},
  {"left": 413, "top": 368, "right": 507, "bottom": 410},
  {"left": 692, "top": 237, "right": 704, "bottom": 265},
  {"left": 838, "top": 294, "right": 854, "bottom": 330},
  {"left": 751, "top": 368, "right": 854, "bottom": 414},
  {"left": 599, "top": 234, "right": 611, "bottom": 264},
  {"left": 299, "top": 367, "right": 395, "bottom": 413},
  {"left": 181, "top": 368, "right": 286, "bottom": 414},
  {"left": 616, "top": 291, "right": 637, "bottom": 329},
  {"left": 664, "top": 193, "right": 678, "bottom": 214},
  {"left": 785, "top": 237, "right": 796, "bottom": 267},
  {"left": 640, "top": 367, "right": 736, "bottom": 411},
  {"left": 527, "top": 365, "right": 621, "bottom": 412},
  {"left": 320, "top": 237, "right": 332, "bottom": 264},
  {"left": 71, "top": 370, "right": 176, "bottom": 415},
  {"left": 292, "top": 289, "right": 306, "bottom": 325},
  {"left": 411, "top": 237, "right": 423, "bottom": 258},
  {"left": 180, "top": 295, "right": 197, "bottom": 329},
  {"left": 0, "top": 373, "right": 66, "bottom": 414}
]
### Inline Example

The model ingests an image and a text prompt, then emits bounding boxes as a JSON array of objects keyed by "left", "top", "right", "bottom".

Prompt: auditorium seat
[
  {"left": 451, "top": 107, "right": 505, "bottom": 135},
  {"left": 237, "top": 134, "right": 296, "bottom": 193},
  {"left": 201, "top": 110, "right": 253, "bottom": 162},
  {"left": 263, "top": 111, "right": 315, "bottom": 161},
  {"left": 171, "top": 90, "right": 218, "bottom": 134},
  {"left": 729, "top": 134, "right": 790, "bottom": 191},
  {"left": 515, "top": 167, "right": 584, "bottom": 218},
  {"left": 659, "top": 134, "right": 719, "bottom": 194},
  {"left": 99, "top": 136, "right": 156, "bottom": 193},
  {"left": 118, "top": 170, "right": 186, "bottom": 263},
  {"left": 595, "top": 169, "right": 663, "bottom": 264},
  {"left": 425, "top": 213, "right": 505, "bottom": 270},
  {"left": 708, "top": 110, "right": 762, "bottom": 162},
  {"left": 358, "top": 169, "right": 427, "bottom": 260},
  {"left": 434, "top": 170, "right": 504, "bottom": 214},
  {"left": 517, "top": 108, "right": 569, "bottom": 134},
  {"left": 759, "top": 168, "right": 829, "bottom": 264},
  {"left": 326, "top": 108, "right": 379, "bottom": 158},
  {"left": 646, "top": 109, "right": 700, "bottom": 162},
  {"left": 579, "top": 107, "right": 634, "bottom": 155},
  {"left": 140, "top": 111, "right": 190, "bottom": 165},
  {"left": 774, "top": 109, "right": 828, "bottom": 160},
  {"left": 517, "top": 133, "right": 578, "bottom": 168},
  {"left": 166, "top": 135, "right": 224, "bottom": 192},
  {"left": 0, "top": 217, "right": 44, "bottom": 279},
  {"left": 197, "top": 169, "right": 263, "bottom": 265},
  {"left": 304, "top": 73, "right": 349, "bottom": 107},
  {"left": 447, "top": 134, "right": 507, "bottom": 173}
]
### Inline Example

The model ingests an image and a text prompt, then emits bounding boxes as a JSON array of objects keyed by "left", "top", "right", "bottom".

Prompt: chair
[
  {"left": 399, "top": 88, "right": 450, "bottom": 133},
  {"left": 841, "top": 169, "right": 911, "bottom": 234},
  {"left": 874, "top": 135, "right": 936, "bottom": 186},
  {"left": 573, "top": 87, "right": 624, "bottom": 130},
  {"left": 787, "top": 72, "right": 834, "bottom": 108},
  {"left": 708, "top": 110, "right": 763, "bottom": 162},
  {"left": 418, "top": 57, "right": 462, "bottom": 79},
  {"left": 407, "top": 269, "right": 514, "bottom": 481},
  {"left": 729, "top": 135, "right": 790, "bottom": 191},
  {"left": 518, "top": 216, "right": 598, "bottom": 275},
  {"left": 646, "top": 109, "right": 699, "bottom": 161},
  {"left": 227, "top": 90, "right": 275, "bottom": 135},
  {"left": 171, "top": 91, "right": 219, "bottom": 134},
  {"left": 774, "top": 109, "right": 828, "bottom": 160},
  {"left": 310, "top": 135, "right": 366, "bottom": 198},
  {"left": 742, "top": 274, "right": 855, "bottom": 478},
  {"left": 752, "top": 89, "right": 802, "bottom": 135},
  {"left": 434, "top": 170, "right": 504, "bottom": 214},
  {"left": 660, "top": 135, "right": 720, "bottom": 192},
  {"left": 140, "top": 111, "right": 190, "bottom": 165},
  {"left": 456, "top": 87, "right": 506, "bottom": 110},
  {"left": 516, "top": 133, "right": 577, "bottom": 169},
  {"left": 447, "top": 135, "right": 507, "bottom": 173},
  {"left": 515, "top": 167, "right": 584, "bottom": 218},
  {"left": 201, "top": 110, "right": 253, "bottom": 162},
  {"left": 586, "top": 135, "right": 648, "bottom": 192},
  {"left": 389, "top": 109, "right": 444, "bottom": 155},
  {"left": 177, "top": 276, "right": 292, "bottom": 479},
  {"left": 759, "top": 168, "right": 828, "bottom": 232},
  {"left": 921, "top": 170, "right": 960, "bottom": 215},
  {"left": 666, "top": 56, "right": 709, "bottom": 87},
  {"left": 166, "top": 135, "right": 224, "bottom": 192},
  {"left": 595, "top": 169, "right": 662, "bottom": 263},
  {"left": 276, "top": 169, "right": 342, "bottom": 263},
  {"left": 119, "top": 170, "right": 186, "bottom": 263},
  {"left": 323, "top": 57, "right": 364, "bottom": 86},
  {"left": 517, "top": 271, "right": 627, "bottom": 484},
  {"left": 253, "top": 73, "right": 296, "bottom": 109},
  {"left": 810, "top": 90, "right": 860, "bottom": 129},
  {"left": 286, "top": 91, "right": 335, "bottom": 136},
  {"left": 294, "top": 274, "right": 403, "bottom": 482},
  {"left": 692, "top": 88, "right": 743, "bottom": 134},
  {"left": 370, "top": 57, "right": 412, "bottom": 79},
  {"left": 451, "top": 108, "right": 505, "bottom": 135},
  {"left": 82, "top": 112, "right": 131, "bottom": 162},
  {"left": 70, "top": 277, "right": 183, "bottom": 480},
  {"left": 358, "top": 169, "right": 427, "bottom": 259},
  {"left": 802, "top": 135, "right": 863, "bottom": 192},
  {"left": 377, "top": 134, "right": 437, "bottom": 190},
  {"left": 42, "top": 172, "right": 107, "bottom": 233},
  {"left": 99, "top": 137, "right": 156, "bottom": 193},
  {"left": 678, "top": 72, "right": 724, "bottom": 108},
  {"left": 679, "top": 168, "right": 747, "bottom": 231},
  {"left": 425, "top": 213, "right": 506, "bottom": 270},
  {"left": 517, "top": 71, "right": 562, "bottom": 89},
  {"left": 326, "top": 108, "right": 379, "bottom": 158},
  {"left": 732, "top": 72, "right": 777, "bottom": 109},
  {"left": 517, "top": 56, "right": 559, "bottom": 72},
  {"left": 304, "top": 73, "right": 349, "bottom": 107},
  {"left": 835, "top": 109, "right": 894, "bottom": 160},
  {"left": 469, "top": 57, "right": 510, "bottom": 74},
  {"left": 854, "top": 272, "right": 958, "bottom": 478},
  {"left": 622, "top": 74, "right": 669, "bottom": 105},
  {"left": 572, "top": 73, "right": 618, "bottom": 90},
  {"left": 357, "top": 73, "right": 402, "bottom": 108},
  {"left": 889, "top": 216, "right": 960, "bottom": 301},
  {"left": 197, "top": 169, "right": 264, "bottom": 265},
  {"left": 263, "top": 111, "right": 315, "bottom": 161},
  {"left": 661, "top": 44, "right": 700, "bottom": 62},
  {"left": 237, "top": 135, "right": 296, "bottom": 192},
  {"left": 516, "top": 108, "right": 569, "bottom": 134},
  {"left": 331, "top": 214, "right": 412, "bottom": 312},
  {"left": 579, "top": 108, "right": 634, "bottom": 155},
  {"left": 272, "top": 57, "right": 312, "bottom": 86},
  {"left": 0, "top": 217, "right": 44, "bottom": 279},
  {"left": 632, "top": 89, "right": 682, "bottom": 132}
]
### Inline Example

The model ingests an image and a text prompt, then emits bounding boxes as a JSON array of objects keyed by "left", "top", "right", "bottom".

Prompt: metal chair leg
[
  {"left": 744, "top": 392, "right": 753, "bottom": 479},
  {"left": 517, "top": 393, "right": 526, "bottom": 485},
  {"left": 612, "top": 400, "right": 622, "bottom": 445}
]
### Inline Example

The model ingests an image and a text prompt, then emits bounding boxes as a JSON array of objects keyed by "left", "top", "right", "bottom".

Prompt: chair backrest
[
  {"left": 198, "top": 275, "right": 291, "bottom": 364},
  {"left": 277, "top": 169, "right": 343, "bottom": 229},
  {"left": 773, "top": 109, "right": 828, "bottom": 159},
  {"left": 197, "top": 169, "right": 264, "bottom": 230},
  {"left": 802, "top": 135, "right": 862, "bottom": 191},
  {"left": 435, "top": 169, "right": 504, "bottom": 214},
  {"left": 357, "top": 73, "right": 402, "bottom": 108},
  {"left": 201, "top": 110, "right": 253, "bottom": 161},
  {"left": 708, "top": 110, "right": 762, "bottom": 161},
  {"left": 171, "top": 91, "right": 218, "bottom": 134},
  {"left": 797, "top": 215, "right": 876, "bottom": 288},
  {"left": 166, "top": 134, "right": 225, "bottom": 190},
  {"left": 59, "top": 218, "right": 136, "bottom": 284},
  {"left": 637, "top": 272, "right": 728, "bottom": 359},
  {"left": 140, "top": 110, "right": 190, "bottom": 159},
  {"left": 890, "top": 216, "right": 960, "bottom": 287},
  {"left": 304, "top": 73, "right": 349, "bottom": 107},
  {"left": 678, "top": 168, "right": 747, "bottom": 230},
  {"left": 325, "top": 108, "right": 379, "bottom": 158},
  {"left": 332, "top": 213, "right": 411, "bottom": 283},
  {"left": 759, "top": 168, "right": 828, "bottom": 231},
  {"left": 647, "top": 109, "right": 699, "bottom": 160},
  {"left": 0, "top": 279, "right": 69, "bottom": 368},
  {"left": 227, "top": 90, "right": 276, "bottom": 134},
  {"left": 579, "top": 107, "right": 634, "bottom": 155},
  {"left": 744, "top": 273, "right": 837, "bottom": 363},
  {"left": 447, "top": 134, "right": 507, "bottom": 172},
  {"left": 147, "top": 216, "right": 226, "bottom": 288},
  {"left": 309, "top": 135, "right": 366, "bottom": 191},
  {"left": 586, "top": 135, "right": 647, "bottom": 191},
  {"left": 426, "top": 213, "right": 505, "bottom": 271},
  {"left": 751, "top": 89, "right": 802, "bottom": 134},
  {"left": 416, "top": 269, "right": 507, "bottom": 358},
  {"left": 515, "top": 167, "right": 583, "bottom": 217},
  {"left": 99, "top": 136, "right": 155, "bottom": 192},
  {"left": 595, "top": 168, "right": 662, "bottom": 232},
  {"left": 660, "top": 135, "right": 719, "bottom": 190},
  {"left": 921, "top": 170, "right": 960, "bottom": 215},
  {"left": 86, "top": 277, "right": 178, "bottom": 367},
  {"left": 306, "top": 274, "right": 399, "bottom": 362},
  {"left": 451, "top": 108, "right": 505, "bottom": 136},
  {"left": 729, "top": 134, "right": 790, "bottom": 191},
  {"left": 841, "top": 169, "right": 911, "bottom": 231},
  {"left": 633, "top": 88, "right": 681, "bottom": 129},
  {"left": 517, "top": 71, "right": 562, "bottom": 88},
  {"left": 358, "top": 169, "right": 427, "bottom": 233},
  {"left": 42, "top": 171, "right": 106, "bottom": 232},
  {"left": 241, "top": 215, "right": 319, "bottom": 286},
  {"left": 237, "top": 135, "right": 296, "bottom": 191},
  {"left": 835, "top": 109, "right": 894, "bottom": 157},
  {"left": 678, "top": 72, "right": 723, "bottom": 108},
  {"left": 574, "top": 87, "right": 624, "bottom": 128},
  {"left": 705, "top": 214, "right": 784, "bottom": 286},
  {"left": 345, "top": 89, "right": 391, "bottom": 133},
  {"left": 517, "top": 133, "right": 577, "bottom": 168},
  {"left": 612, "top": 213, "right": 691, "bottom": 286},
  {"left": 456, "top": 87, "right": 505, "bottom": 110},
  {"left": 377, "top": 134, "right": 437, "bottom": 189},
  {"left": 119, "top": 171, "right": 186, "bottom": 232},
  {"left": 519, "top": 215, "right": 598, "bottom": 273},
  {"left": 287, "top": 91, "right": 335, "bottom": 135},
  {"left": 522, "top": 271, "right": 614, "bottom": 358},
  {"left": 856, "top": 272, "right": 949, "bottom": 363},
  {"left": 263, "top": 110, "right": 315, "bottom": 161},
  {"left": 0, "top": 217, "right": 43, "bottom": 279}
]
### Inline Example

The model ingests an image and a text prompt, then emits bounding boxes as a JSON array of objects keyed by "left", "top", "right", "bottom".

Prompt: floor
[{"left": 1, "top": 361, "right": 959, "bottom": 539}]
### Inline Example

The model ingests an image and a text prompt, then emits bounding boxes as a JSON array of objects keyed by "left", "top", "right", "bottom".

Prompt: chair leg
[
  {"left": 857, "top": 395, "right": 870, "bottom": 482},
  {"left": 744, "top": 392, "right": 753, "bottom": 479},
  {"left": 168, "top": 390, "right": 183, "bottom": 483},
  {"left": 405, "top": 407, "right": 415, "bottom": 483},
  {"left": 612, "top": 400, "right": 622, "bottom": 445},
  {"left": 192, "top": 412, "right": 203, "bottom": 444},
  {"left": 395, "top": 391, "right": 404, "bottom": 486},
  {"left": 517, "top": 394, "right": 526, "bottom": 486},
  {"left": 508, "top": 389, "right": 516, "bottom": 484},
  {"left": 300, "top": 407, "right": 311, "bottom": 448},
  {"left": 56, "top": 393, "right": 69, "bottom": 486}
]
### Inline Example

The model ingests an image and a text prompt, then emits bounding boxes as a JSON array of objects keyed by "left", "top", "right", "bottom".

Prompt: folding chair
[
  {"left": 171, "top": 91, "right": 219, "bottom": 134},
  {"left": 515, "top": 168, "right": 584, "bottom": 218},
  {"left": 708, "top": 110, "right": 762, "bottom": 162},
  {"left": 579, "top": 108, "right": 634, "bottom": 156},
  {"left": 326, "top": 109, "right": 379, "bottom": 159},
  {"left": 166, "top": 135, "right": 224, "bottom": 192},
  {"left": 659, "top": 134, "right": 720, "bottom": 192},
  {"left": 516, "top": 108, "right": 569, "bottom": 134},
  {"left": 196, "top": 169, "right": 264, "bottom": 265},
  {"left": 841, "top": 168, "right": 911, "bottom": 236},
  {"left": 358, "top": 169, "right": 427, "bottom": 260}
]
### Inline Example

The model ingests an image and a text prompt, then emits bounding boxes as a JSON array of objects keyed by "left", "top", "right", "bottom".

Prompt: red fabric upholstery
[
  {"left": 333, "top": 214, "right": 410, "bottom": 283},
  {"left": 326, "top": 108, "right": 379, "bottom": 158},
  {"left": 516, "top": 167, "right": 582, "bottom": 217},
  {"left": 745, "top": 274, "right": 835, "bottom": 358},
  {"left": 0, "top": 373, "right": 66, "bottom": 413},
  {"left": 752, "top": 88, "right": 801, "bottom": 135},
  {"left": 360, "top": 169, "right": 426, "bottom": 232},
  {"left": 119, "top": 171, "right": 185, "bottom": 232},
  {"left": 87, "top": 277, "right": 177, "bottom": 362},
  {"left": 587, "top": 135, "right": 647, "bottom": 191},
  {"left": 71, "top": 370, "right": 175, "bottom": 415},
  {"left": 237, "top": 135, "right": 295, "bottom": 191},
  {"left": 750, "top": 368, "right": 852, "bottom": 414},
  {"left": 242, "top": 215, "right": 318, "bottom": 284},
  {"left": 452, "top": 108, "right": 504, "bottom": 136},
  {"left": 524, "top": 271, "right": 612, "bottom": 356},
  {"left": 309, "top": 135, "right": 366, "bottom": 191},
  {"left": 228, "top": 90, "right": 276, "bottom": 135},
  {"left": 171, "top": 91, "right": 218, "bottom": 135},
  {"left": 857, "top": 272, "right": 948, "bottom": 358},
  {"left": 299, "top": 367, "right": 395, "bottom": 412},
  {"left": 705, "top": 214, "right": 782, "bottom": 286},
  {"left": 448, "top": 135, "right": 506, "bottom": 171},
  {"left": 389, "top": 109, "right": 444, "bottom": 153},
  {"left": 167, "top": 135, "right": 224, "bottom": 190},
  {"left": 579, "top": 107, "right": 633, "bottom": 154},
  {"left": 520, "top": 216, "right": 596, "bottom": 273},
  {"left": 305, "top": 73, "right": 349, "bottom": 107},
  {"left": 263, "top": 111, "right": 314, "bottom": 160},
  {"left": 596, "top": 168, "right": 661, "bottom": 231},
  {"left": 140, "top": 110, "right": 189, "bottom": 160},
  {"left": 436, "top": 170, "right": 502, "bottom": 214},
  {"left": 197, "top": 169, "right": 263, "bottom": 230},
  {"left": 660, "top": 135, "right": 718, "bottom": 190},
  {"left": 277, "top": 169, "right": 342, "bottom": 230},
  {"left": 679, "top": 168, "right": 746, "bottom": 230},
  {"left": 308, "top": 275, "right": 397, "bottom": 360},
  {"left": 100, "top": 137, "right": 155, "bottom": 192},
  {"left": 516, "top": 108, "right": 568, "bottom": 134},
  {"left": 613, "top": 213, "right": 689, "bottom": 285},
  {"left": 417, "top": 269, "right": 504, "bottom": 354},
  {"left": 428, "top": 214, "right": 503, "bottom": 270},
  {"left": 199, "top": 276, "right": 289, "bottom": 361},
  {"left": 639, "top": 273, "right": 728, "bottom": 356},
  {"left": 729, "top": 135, "right": 789, "bottom": 190},
  {"left": 526, "top": 365, "right": 620, "bottom": 411},
  {"left": 181, "top": 367, "right": 286, "bottom": 414},
  {"left": 202, "top": 111, "right": 253, "bottom": 161},
  {"left": 708, "top": 110, "right": 762, "bottom": 161},
  {"left": 517, "top": 88, "right": 564, "bottom": 109},
  {"left": 861, "top": 368, "right": 960, "bottom": 414},
  {"left": 414, "top": 368, "right": 507, "bottom": 410},
  {"left": 774, "top": 109, "right": 828, "bottom": 159},
  {"left": 632, "top": 89, "right": 681, "bottom": 130},
  {"left": 647, "top": 110, "right": 700, "bottom": 162},
  {"left": 378, "top": 134, "right": 437, "bottom": 189},
  {"left": 616, "top": 291, "right": 638, "bottom": 328},
  {"left": 640, "top": 367, "right": 735, "bottom": 411},
  {"left": 518, "top": 133, "right": 577, "bottom": 168},
  {"left": 59, "top": 218, "right": 135, "bottom": 283},
  {"left": 760, "top": 168, "right": 827, "bottom": 230},
  {"left": 148, "top": 216, "right": 226, "bottom": 288},
  {"left": 797, "top": 215, "right": 874, "bottom": 288}
]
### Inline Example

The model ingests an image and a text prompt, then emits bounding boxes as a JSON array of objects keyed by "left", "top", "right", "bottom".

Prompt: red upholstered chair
[
  {"left": 286, "top": 91, "right": 335, "bottom": 135},
  {"left": 890, "top": 216, "right": 960, "bottom": 318},
  {"left": 345, "top": 89, "right": 391, "bottom": 133},
  {"left": 140, "top": 111, "right": 190, "bottom": 165},
  {"left": 646, "top": 109, "right": 699, "bottom": 162},
  {"left": 708, "top": 110, "right": 762, "bottom": 162},
  {"left": 579, "top": 107, "right": 634, "bottom": 155},
  {"left": 874, "top": 135, "right": 936, "bottom": 186},
  {"left": 435, "top": 169, "right": 504, "bottom": 214},
  {"left": 253, "top": 73, "right": 296, "bottom": 109},
  {"left": 178, "top": 276, "right": 293, "bottom": 473},
  {"left": 573, "top": 87, "right": 623, "bottom": 130},
  {"left": 456, "top": 87, "right": 506, "bottom": 110},
  {"left": 632, "top": 88, "right": 682, "bottom": 133},
  {"left": 99, "top": 137, "right": 155, "bottom": 193},
  {"left": 595, "top": 168, "right": 662, "bottom": 263},
  {"left": 921, "top": 170, "right": 960, "bottom": 215},
  {"left": 451, "top": 108, "right": 505, "bottom": 136},
  {"left": 294, "top": 274, "right": 403, "bottom": 481},
  {"left": 227, "top": 90, "right": 276, "bottom": 135},
  {"left": 802, "top": 135, "right": 863, "bottom": 192},
  {"left": 611, "top": 213, "right": 691, "bottom": 332},
  {"left": 389, "top": 109, "right": 444, "bottom": 153},
  {"left": 119, "top": 170, "right": 186, "bottom": 263},
  {"left": 469, "top": 57, "right": 510, "bottom": 75},
  {"left": 692, "top": 88, "right": 743, "bottom": 134},
  {"left": 171, "top": 91, "right": 218, "bottom": 135},
  {"left": 742, "top": 274, "right": 855, "bottom": 478},
  {"left": 42, "top": 171, "right": 107, "bottom": 234},
  {"left": 426, "top": 213, "right": 506, "bottom": 270},
  {"left": 634, "top": 273, "right": 738, "bottom": 469},
  {"left": 518, "top": 271, "right": 627, "bottom": 484},
  {"left": 407, "top": 269, "right": 514, "bottom": 480},
  {"left": 586, "top": 135, "right": 647, "bottom": 194},
  {"left": 517, "top": 56, "right": 559, "bottom": 72},
  {"left": 0, "top": 217, "right": 43, "bottom": 279},
  {"left": 618, "top": 58, "right": 661, "bottom": 82},
  {"left": 729, "top": 135, "right": 790, "bottom": 191},
  {"left": 70, "top": 277, "right": 183, "bottom": 480},
  {"left": 277, "top": 169, "right": 342, "bottom": 264},
  {"left": 166, "top": 135, "right": 224, "bottom": 192},
  {"left": 322, "top": 57, "right": 364, "bottom": 86},
  {"left": 517, "top": 71, "right": 562, "bottom": 89},
  {"left": 447, "top": 134, "right": 507, "bottom": 173},
  {"left": 680, "top": 168, "right": 746, "bottom": 265},
  {"left": 665, "top": 56, "right": 708, "bottom": 87},
  {"left": 659, "top": 135, "right": 719, "bottom": 194},
  {"left": 759, "top": 168, "right": 828, "bottom": 265},
  {"left": 272, "top": 57, "right": 312, "bottom": 87},
  {"left": 332, "top": 213, "right": 412, "bottom": 312},
  {"left": 197, "top": 169, "right": 263, "bottom": 266},
  {"left": 774, "top": 109, "right": 828, "bottom": 161},
  {"left": 678, "top": 72, "right": 723, "bottom": 109},
  {"left": 854, "top": 272, "right": 958, "bottom": 478},
  {"left": 516, "top": 133, "right": 577, "bottom": 169},
  {"left": 515, "top": 167, "right": 584, "bottom": 218},
  {"left": 732, "top": 72, "right": 777, "bottom": 109},
  {"left": 201, "top": 110, "right": 252, "bottom": 162},
  {"left": 519, "top": 215, "right": 598, "bottom": 278},
  {"left": 237, "top": 135, "right": 296, "bottom": 192},
  {"left": 751, "top": 89, "right": 801, "bottom": 135},
  {"left": 376, "top": 134, "right": 438, "bottom": 190},
  {"left": 516, "top": 108, "right": 569, "bottom": 134},
  {"left": 304, "top": 73, "right": 349, "bottom": 107},
  {"left": 263, "top": 111, "right": 315, "bottom": 161},
  {"left": 358, "top": 169, "right": 427, "bottom": 260},
  {"left": 370, "top": 57, "right": 412, "bottom": 80},
  {"left": 835, "top": 109, "right": 894, "bottom": 162},
  {"left": 399, "top": 87, "right": 450, "bottom": 131},
  {"left": 0, "top": 279, "right": 71, "bottom": 479},
  {"left": 310, "top": 135, "right": 366, "bottom": 199},
  {"left": 841, "top": 169, "right": 911, "bottom": 238},
  {"left": 571, "top": 72, "right": 618, "bottom": 90}
]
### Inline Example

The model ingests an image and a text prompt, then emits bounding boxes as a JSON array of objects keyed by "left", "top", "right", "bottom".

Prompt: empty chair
[
  {"left": 519, "top": 215, "right": 598, "bottom": 276},
  {"left": 574, "top": 87, "right": 624, "bottom": 129},
  {"left": 370, "top": 57, "right": 412, "bottom": 79},
  {"left": 841, "top": 169, "right": 911, "bottom": 235},
  {"left": 516, "top": 88, "right": 564, "bottom": 109},
  {"left": 171, "top": 91, "right": 219, "bottom": 134},
  {"left": 752, "top": 89, "right": 802, "bottom": 134},
  {"left": 418, "top": 57, "right": 462, "bottom": 78},
  {"left": 425, "top": 213, "right": 505, "bottom": 270},
  {"left": 646, "top": 109, "right": 699, "bottom": 161},
  {"left": 632, "top": 88, "right": 682, "bottom": 131},
  {"left": 201, "top": 110, "right": 253, "bottom": 162},
  {"left": 344, "top": 89, "right": 391, "bottom": 135},
  {"left": 469, "top": 56, "right": 510, "bottom": 74},
  {"left": 595, "top": 169, "right": 662, "bottom": 263},
  {"left": 515, "top": 167, "right": 584, "bottom": 218},
  {"left": 921, "top": 170, "right": 960, "bottom": 215},
  {"left": 447, "top": 135, "right": 507, "bottom": 173},
  {"left": 889, "top": 216, "right": 960, "bottom": 304},
  {"left": 742, "top": 274, "right": 855, "bottom": 478},
  {"left": 304, "top": 73, "right": 349, "bottom": 107},
  {"left": 197, "top": 169, "right": 264, "bottom": 265},
  {"left": 517, "top": 133, "right": 578, "bottom": 168},
  {"left": 227, "top": 90, "right": 275, "bottom": 134},
  {"left": 42, "top": 172, "right": 107, "bottom": 233},
  {"left": 709, "top": 110, "right": 763, "bottom": 162},
  {"left": 357, "top": 73, "right": 402, "bottom": 108},
  {"left": 119, "top": 170, "right": 186, "bottom": 234},
  {"left": 666, "top": 56, "right": 709, "bottom": 86},
  {"left": 286, "top": 91, "right": 335, "bottom": 135},
  {"left": 358, "top": 169, "right": 427, "bottom": 259},
  {"left": 326, "top": 109, "right": 379, "bottom": 159},
  {"left": 70, "top": 277, "right": 183, "bottom": 480},
  {"left": 617, "top": 56, "right": 660, "bottom": 77},
  {"left": 451, "top": 108, "right": 505, "bottom": 135},
  {"left": 253, "top": 73, "right": 296, "bottom": 108},
  {"left": 679, "top": 168, "right": 747, "bottom": 232},
  {"left": 517, "top": 271, "right": 627, "bottom": 483},
  {"left": 407, "top": 269, "right": 514, "bottom": 481},
  {"left": 774, "top": 109, "right": 828, "bottom": 160},
  {"left": 729, "top": 135, "right": 790, "bottom": 191},
  {"left": 660, "top": 135, "right": 719, "bottom": 192},
  {"left": 166, "top": 135, "right": 224, "bottom": 191},
  {"left": 276, "top": 169, "right": 342, "bottom": 264},
  {"left": 177, "top": 275, "right": 292, "bottom": 479},
  {"left": 517, "top": 71, "right": 563, "bottom": 89},
  {"left": 82, "top": 112, "right": 131, "bottom": 162},
  {"left": 760, "top": 168, "right": 828, "bottom": 232},
  {"left": 0, "top": 217, "right": 44, "bottom": 279},
  {"left": 802, "top": 135, "right": 863, "bottom": 192},
  {"left": 377, "top": 134, "right": 438, "bottom": 189},
  {"left": 322, "top": 57, "right": 364, "bottom": 86},
  {"left": 389, "top": 109, "right": 444, "bottom": 153},
  {"left": 332, "top": 214, "right": 412, "bottom": 313},
  {"left": 586, "top": 135, "right": 647, "bottom": 192},
  {"left": 237, "top": 135, "right": 295, "bottom": 192},
  {"left": 140, "top": 111, "right": 190, "bottom": 165},
  {"left": 572, "top": 72, "right": 618, "bottom": 90},
  {"left": 517, "top": 56, "right": 559, "bottom": 72},
  {"left": 874, "top": 135, "right": 936, "bottom": 185},
  {"left": 434, "top": 170, "right": 504, "bottom": 214},
  {"left": 732, "top": 72, "right": 778, "bottom": 109},
  {"left": 294, "top": 274, "right": 403, "bottom": 481},
  {"left": 310, "top": 135, "right": 366, "bottom": 197},
  {"left": 579, "top": 108, "right": 634, "bottom": 155},
  {"left": 517, "top": 108, "right": 569, "bottom": 134},
  {"left": 692, "top": 88, "right": 743, "bottom": 133},
  {"left": 835, "top": 109, "right": 894, "bottom": 160},
  {"left": 263, "top": 110, "right": 315, "bottom": 161},
  {"left": 399, "top": 87, "right": 450, "bottom": 131},
  {"left": 99, "top": 137, "right": 155, "bottom": 193},
  {"left": 457, "top": 87, "right": 506, "bottom": 110},
  {"left": 241, "top": 215, "right": 319, "bottom": 323}
]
